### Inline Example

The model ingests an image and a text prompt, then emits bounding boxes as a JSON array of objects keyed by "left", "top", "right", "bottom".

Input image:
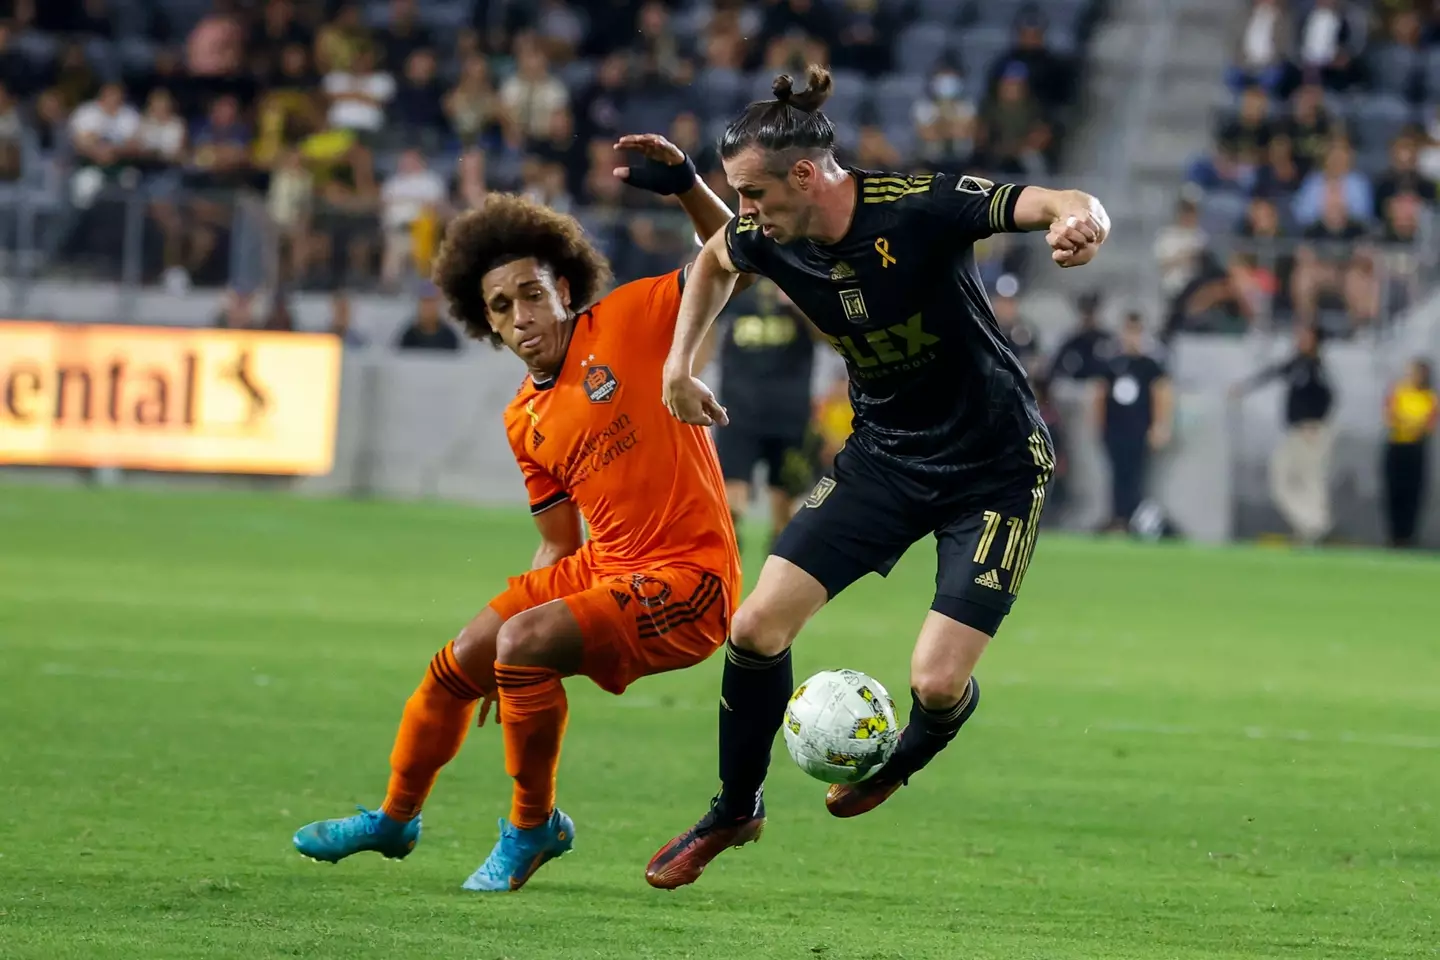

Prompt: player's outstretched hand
[
  {"left": 1047, "top": 214, "right": 1103, "bottom": 268},
  {"left": 662, "top": 366, "right": 729, "bottom": 427},
  {"left": 613, "top": 134, "right": 696, "bottom": 195}
]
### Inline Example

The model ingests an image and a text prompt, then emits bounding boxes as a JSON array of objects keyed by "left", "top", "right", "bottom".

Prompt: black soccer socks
[
  {"left": 716, "top": 641, "right": 793, "bottom": 819},
  {"left": 882, "top": 676, "right": 981, "bottom": 783}
]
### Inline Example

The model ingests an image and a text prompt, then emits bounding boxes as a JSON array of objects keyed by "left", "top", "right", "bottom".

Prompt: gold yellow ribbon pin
[{"left": 875, "top": 237, "right": 896, "bottom": 267}]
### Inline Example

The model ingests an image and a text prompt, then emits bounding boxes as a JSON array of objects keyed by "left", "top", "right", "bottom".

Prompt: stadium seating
[
  {"left": 0, "top": 0, "right": 1100, "bottom": 300},
  {"left": 1174, "top": 0, "right": 1440, "bottom": 340}
]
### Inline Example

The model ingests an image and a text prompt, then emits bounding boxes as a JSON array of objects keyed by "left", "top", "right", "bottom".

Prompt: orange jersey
[{"left": 503, "top": 270, "right": 741, "bottom": 604}]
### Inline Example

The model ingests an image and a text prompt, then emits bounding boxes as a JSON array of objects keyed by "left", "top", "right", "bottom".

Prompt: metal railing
[{"left": 0, "top": 180, "right": 1030, "bottom": 321}]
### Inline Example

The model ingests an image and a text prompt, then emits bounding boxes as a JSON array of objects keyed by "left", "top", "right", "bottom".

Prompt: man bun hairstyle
[
  {"left": 719, "top": 63, "right": 837, "bottom": 165},
  {"left": 431, "top": 193, "right": 613, "bottom": 348}
]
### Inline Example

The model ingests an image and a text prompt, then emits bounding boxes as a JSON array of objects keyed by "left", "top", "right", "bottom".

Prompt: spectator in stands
[
  {"left": 1230, "top": 324, "right": 1336, "bottom": 547},
  {"left": 1239, "top": 194, "right": 1294, "bottom": 319},
  {"left": 1297, "top": 0, "right": 1360, "bottom": 91},
  {"left": 0, "top": 24, "right": 31, "bottom": 99},
  {"left": 1373, "top": 131, "right": 1437, "bottom": 217},
  {"left": 1186, "top": 141, "right": 1250, "bottom": 193},
  {"left": 267, "top": 146, "right": 315, "bottom": 286},
  {"left": 1293, "top": 139, "right": 1373, "bottom": 226},
  {"left": 1230, "top": 0, "right": 1293, "bottom": 95},
  {"left": 831, "top": 0, "right": 897, "bottom": 77},
  {"left": 253, "top": 44, "right": 322, "bottom": 169},
  {"left": 396, "top": 286, "right": 461, "bottom": 351},
  {"left": 1379, "top": 8, "right": 1426, "bottom": 104},
  {"left": 633, "top": 0, "right": 694, "bottom": 86},
  {"left": 854, "top": 124, "right": 901, "bottom": 170},
  {"left": 54, "top": 42, "right": 100, "bottom": 112},
  {"left": 69, "top": 82, "right": 141, "bottom": 204},
  {"left": 185, "top": 0, "right": 245, "bottom": 88},
  {"left": 1153, "top": 195, "right": 1209, "bottom": 303},
  {"left": 914, "top": 64, "right": 977, "bottom": 172},
  {"left": 446, "top": 54, "right": 513, "bottom": 149},
  {"left": 1284, "top": 82, "right": 1334, "bottom": 178},
  {"left": 1293, "top": 182, "right": 1378, "bottom": 331},
  {"left": 1219, "top": 85, "right": 1274, "bottom": 171},
  {"left": 316, "top": 4, "right": 370, "bottom": 74},
  {"left": 989, "top": 7, "right": 1071, "bottom": 110},
  {"left": 250, "top": 0, "right": 313, "bottom": 76},
  {"left": 1252, "top": 134, "right": 1303, "bottom": 200},
  {"left": 1382, "top": 358, "right": 1437, "bottom": 548},
  {"left": 135, "top": 89, "right": 186, "bottom": 175},
  {"left": 380, "top": 149, "right": 447, "bottom": 289},
  {"left": 323, "top": 45, "right": 395, "bottom": 142},
  {"left": 392, "top": 48, "right": 448, "bottom": 148},
  {"left": 1379, "top": 189, "right": 1425, "bottom": 316},
  {"left": 502, "top": 34, "right": 568, "bottom": 140},
  {"left": 534, "top": 0, "right": 585, "bottom": 62},
  {"left": 380, "top": 0, "right": 434, "bottom": 71},
  {"left": 980, "top": 62, "right": 1048, "bottom": 174}
]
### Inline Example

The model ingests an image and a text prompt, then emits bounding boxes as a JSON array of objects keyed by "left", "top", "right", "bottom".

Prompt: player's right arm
[
  {"left": 508, "top": 404, "right": 583, "bottom": 568},
  {"left": 530, "top": 500, "right": 582, "bottom": 570},
  {"left": 662, "top": 229, "right": 742, "bottom": 427}
]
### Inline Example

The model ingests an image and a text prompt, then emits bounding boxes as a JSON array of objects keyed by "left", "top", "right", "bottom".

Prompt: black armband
[{"left": 622, "top": 153, "right": 698, "bottom": 197}]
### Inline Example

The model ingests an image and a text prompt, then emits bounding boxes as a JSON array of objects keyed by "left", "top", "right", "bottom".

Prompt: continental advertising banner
[{"left": 0, "top": 321, "right": 341, "bottom": 475}]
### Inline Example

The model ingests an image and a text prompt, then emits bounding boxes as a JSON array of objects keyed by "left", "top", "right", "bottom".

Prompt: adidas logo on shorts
[{"left": 973, "top": 569, "right": 1003, "bottom": 590}]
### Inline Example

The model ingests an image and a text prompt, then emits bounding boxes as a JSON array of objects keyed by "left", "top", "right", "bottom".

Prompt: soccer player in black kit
[
  {"left": 645, "top": 66, "right": 1111, "bottom": 890},
  {"left": 715, "top": 280, "right": 818, "bottom": 547}
]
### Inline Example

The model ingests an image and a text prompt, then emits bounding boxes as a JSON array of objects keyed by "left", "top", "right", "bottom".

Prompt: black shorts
[
  {"left": 772, "top": 431, "right": 1055, "bottom": 637},
  {"left": 714, "top": 420, "right": 814, "bottom": 497}
]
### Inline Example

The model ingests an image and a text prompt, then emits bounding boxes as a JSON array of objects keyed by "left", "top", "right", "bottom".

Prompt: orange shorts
[{"left": 487, "top": 552, "right": 731, "bottom": 695}]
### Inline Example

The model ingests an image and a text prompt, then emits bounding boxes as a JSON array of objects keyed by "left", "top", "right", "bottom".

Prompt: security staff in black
[
  {"left": 715, "top": 279, "right": 817, "bottom": 545},
  {"left": 1094, "top": 313, "right": 1173, "bottom": 531},
  {"left": 648, "top": 64, "right": 1111, "bottom": 890}
]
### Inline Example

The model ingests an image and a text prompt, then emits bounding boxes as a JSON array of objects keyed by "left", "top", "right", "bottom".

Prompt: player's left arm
[
  {"left": 1010, "top": 186, "right": 1111, "bottom": 268},
  {"left": 614, "top": 133, "right": 757, "bottom": 294}
]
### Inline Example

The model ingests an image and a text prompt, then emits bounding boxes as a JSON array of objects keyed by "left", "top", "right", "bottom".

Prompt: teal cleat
[
  {"left": 293, "top": 806, "right": 421, "bottom": 863},
  {"left": 461, "top": 809, "right": 575, "bottom": 892}
]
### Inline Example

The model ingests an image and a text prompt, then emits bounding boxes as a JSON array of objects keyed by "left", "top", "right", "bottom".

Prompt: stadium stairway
[{"left": 1021, "top": 0, "right": 1247, "bottom": 332}]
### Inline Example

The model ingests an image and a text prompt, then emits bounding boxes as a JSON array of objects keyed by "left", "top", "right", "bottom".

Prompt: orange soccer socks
[
  {"left": 494, "top": 663, "right": 569, "bottom": 829},
  {"left": 380, "top": 642, "right": 490, "bottom": 822}
]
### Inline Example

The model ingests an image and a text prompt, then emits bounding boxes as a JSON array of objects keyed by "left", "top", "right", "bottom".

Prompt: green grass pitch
[{"left": 0, "top": 482, "right": 1436, "bottom": 960}]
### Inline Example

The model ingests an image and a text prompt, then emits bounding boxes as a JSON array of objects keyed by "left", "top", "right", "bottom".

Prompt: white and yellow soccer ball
[{"left": 782, "top": 669, "right": 900, "bottom": 784}]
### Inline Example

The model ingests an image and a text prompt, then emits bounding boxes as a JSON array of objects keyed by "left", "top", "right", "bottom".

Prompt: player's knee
[
  {"left": 452, "top": 608, "right": 501, "bottom": 676},
  {"left": 729, "top": 604, "right": 797, "bottom": 658},
  {"left": 494, "top": 606, "right": 582, "bottom": 671}
]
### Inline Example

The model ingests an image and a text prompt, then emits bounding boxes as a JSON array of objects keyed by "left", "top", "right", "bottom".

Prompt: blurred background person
[
  {"left": 1231, "top": 324, "right": 1336, "bottom": 546},
  {"left": 715, "top": 280, "right": 816, "bottom": 551},
  {"left": 1093, "top": 312, "right": 1173, "bottom": 533},
  {"left": 1382, "top": 359, "right": 1437, "bottom": 548}
]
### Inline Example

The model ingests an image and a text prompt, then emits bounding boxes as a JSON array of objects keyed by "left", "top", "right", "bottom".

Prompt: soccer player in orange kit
[{"left": 292, "top": 135, "right": 746, "bottom": 892}]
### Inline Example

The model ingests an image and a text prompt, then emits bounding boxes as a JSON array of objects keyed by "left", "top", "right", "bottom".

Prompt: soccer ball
[{"left": 782, "top": 669, "right": 900, "bottom": 784}]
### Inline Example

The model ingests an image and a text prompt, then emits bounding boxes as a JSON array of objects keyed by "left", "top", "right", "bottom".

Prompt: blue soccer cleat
[
  {"left": 461, "top": 808, "right": 575, "bottom": 892},
  {"left": 293, "top": 806, "right": 421, "bottom": 863}
]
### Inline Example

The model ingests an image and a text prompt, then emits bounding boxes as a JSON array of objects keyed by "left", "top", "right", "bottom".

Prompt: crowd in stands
[
  {"left": 1165, "top": 0, "right": 1440, "bottom": 340},
  {"left": 0, "top": 0, "right": 1097, "bottom": 313}
]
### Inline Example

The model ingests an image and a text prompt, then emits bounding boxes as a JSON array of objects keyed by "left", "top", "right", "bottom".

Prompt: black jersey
[
  {"left": 724, "top": 169, "right": 1046, "bottom": 479},
  {"left": 1102, "top": 352, "right": 1167, "bottom": 441},
  {"left": 718, "top": 283, "right": 815, "bottom": 427}
]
